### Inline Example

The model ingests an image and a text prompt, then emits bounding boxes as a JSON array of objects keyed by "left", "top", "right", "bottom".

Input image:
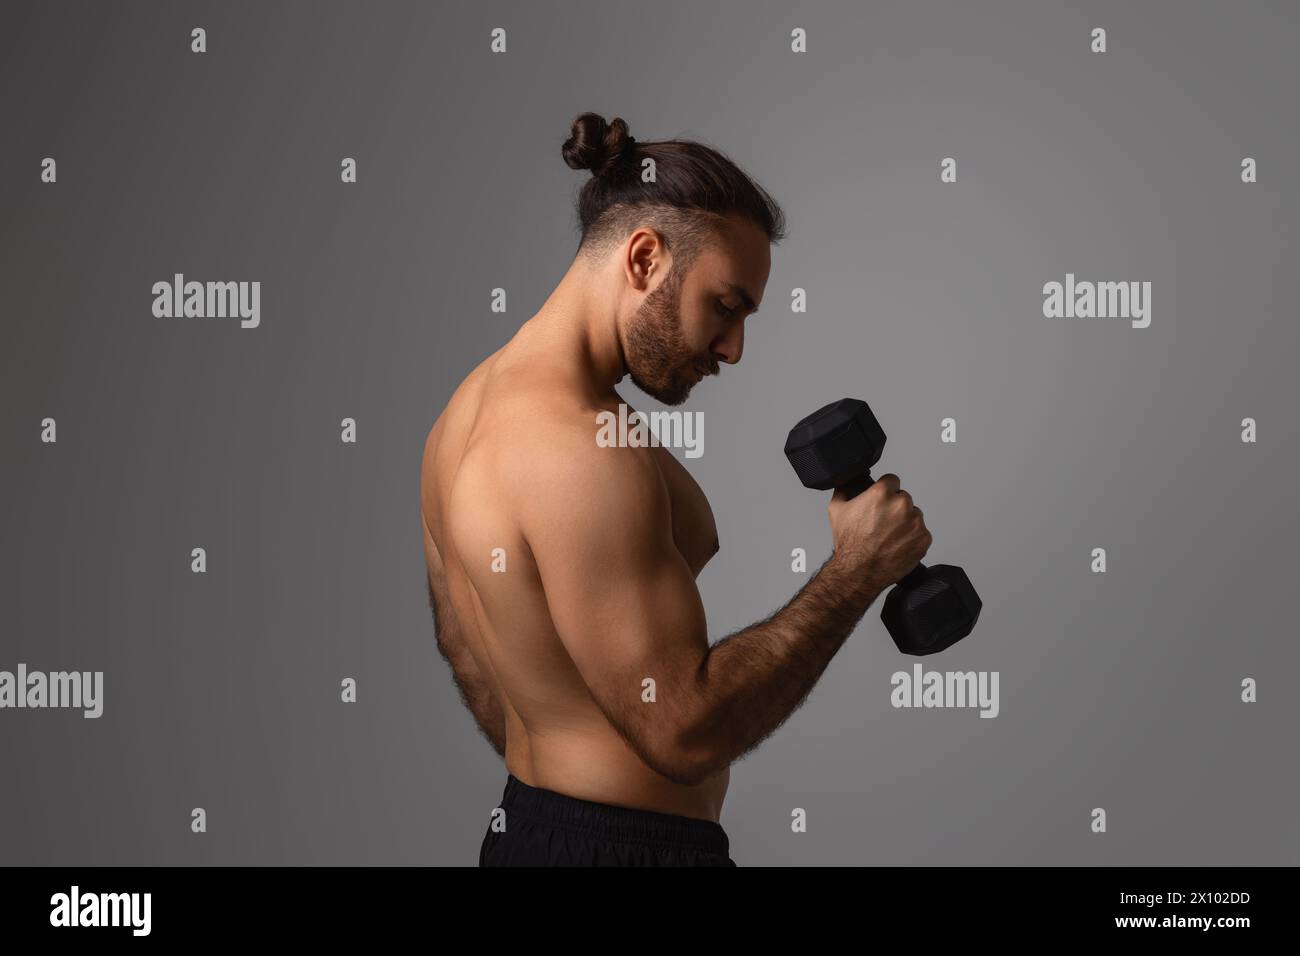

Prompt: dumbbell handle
[{"left": 839, "top": 472, "right": 929, "bottom": 591}]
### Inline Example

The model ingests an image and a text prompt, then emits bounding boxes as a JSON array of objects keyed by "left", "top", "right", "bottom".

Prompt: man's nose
[{"left": 713, "top": 320, "right": 745, "bottom": 365}]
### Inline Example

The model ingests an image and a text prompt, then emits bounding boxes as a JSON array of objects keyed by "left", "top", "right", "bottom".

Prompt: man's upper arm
[
  {"left": 517, "top": 430, "right": 710, "bottom": 764},
  {"left": 422, "top": 515, "right": 457, "bottom": 644}
]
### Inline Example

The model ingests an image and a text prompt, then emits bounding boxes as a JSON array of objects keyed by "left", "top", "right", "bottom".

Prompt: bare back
[{"left": 420, "top": 333, "right": 729, "bottom": 821}]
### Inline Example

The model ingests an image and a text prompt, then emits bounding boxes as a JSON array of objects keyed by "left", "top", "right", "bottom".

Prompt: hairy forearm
[
  {"left": 672, "top": 552, "right": 883, "bottom": 780},
  {"left": 428, "top": 579, "right": 507, "bottom": 757},
  {"left": 436, "top": 635, "right": 507, "bottom": 757}
]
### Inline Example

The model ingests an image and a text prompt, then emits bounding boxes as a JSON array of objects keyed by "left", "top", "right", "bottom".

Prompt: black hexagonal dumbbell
[{"left": 784, "top": 398, "right": 982, "bottom": 656}]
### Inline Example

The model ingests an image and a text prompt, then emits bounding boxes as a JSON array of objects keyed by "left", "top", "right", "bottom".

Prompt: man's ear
[{"left": 623, "top": 228, "right": 668, "bottom": 292}]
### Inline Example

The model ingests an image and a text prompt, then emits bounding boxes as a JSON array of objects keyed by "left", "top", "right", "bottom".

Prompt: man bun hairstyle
[
  {"left": 562, "top": 113, "right": 638, "bottom": 178},
  {"left": 561, "top": 112, "right": 786, "bottom": 274}
]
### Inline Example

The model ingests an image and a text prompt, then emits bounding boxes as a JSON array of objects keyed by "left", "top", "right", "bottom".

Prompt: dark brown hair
[{"left": 561, "top": 112, "right": 786, "bottom": 273}]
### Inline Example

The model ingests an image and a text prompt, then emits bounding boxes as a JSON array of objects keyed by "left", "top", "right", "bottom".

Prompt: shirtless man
[{"left": 419, "top": 114, "right": 932, "bottom": 866}]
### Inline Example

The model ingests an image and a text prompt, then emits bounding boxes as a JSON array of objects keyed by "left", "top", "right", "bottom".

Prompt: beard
[{"left": 624, "top": 270, "right": 715, "bottom": 406}]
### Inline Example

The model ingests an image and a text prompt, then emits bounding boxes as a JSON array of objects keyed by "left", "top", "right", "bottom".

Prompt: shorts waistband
[{"left": 498, "top": 774, "right": 730, "bottom": 855}]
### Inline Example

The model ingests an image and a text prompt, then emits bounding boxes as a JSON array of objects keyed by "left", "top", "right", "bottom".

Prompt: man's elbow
[
  {"left": 642, "top": 726, "right": 727, "bottom": 787},
  {"left": 658, "top": 756, "right": 722, "bottom": 788}
]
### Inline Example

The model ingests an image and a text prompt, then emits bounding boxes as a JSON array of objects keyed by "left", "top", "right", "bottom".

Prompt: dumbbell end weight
[{"left": 882, "top": 564, "right": 983, "bottom": 656}]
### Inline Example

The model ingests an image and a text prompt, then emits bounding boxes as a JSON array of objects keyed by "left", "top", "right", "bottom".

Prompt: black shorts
[{"left": 479, "top": 774, "right": 736, "bottom": 867}]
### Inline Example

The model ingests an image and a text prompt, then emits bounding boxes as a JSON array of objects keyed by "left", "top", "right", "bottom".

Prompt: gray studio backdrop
[{"left": 2, "top": 1, "right": 1297, "bottom": 866}]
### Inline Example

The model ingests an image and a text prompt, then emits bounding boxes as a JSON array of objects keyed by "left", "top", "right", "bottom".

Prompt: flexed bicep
[{"left": 518, "top": 435, "right": 713, "bottom": 783}]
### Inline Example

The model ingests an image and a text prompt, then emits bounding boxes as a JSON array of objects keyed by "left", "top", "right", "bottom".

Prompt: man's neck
[{"left": 526, "top": 258, "right": 628, "bottom": 394}]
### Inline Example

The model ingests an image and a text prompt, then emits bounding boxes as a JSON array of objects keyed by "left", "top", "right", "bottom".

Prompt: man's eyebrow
[{"left": 724, "top": 282, "right": 759, "bottom": 313}]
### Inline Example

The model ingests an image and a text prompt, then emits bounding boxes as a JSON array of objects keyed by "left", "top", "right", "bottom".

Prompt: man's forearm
[
  {"left": 428, "top": 578, "right": 507, "bottom": 756},
  {"left": 680, "top": 551, "right": 884, "bottom": 774},
  {"left": 436, "top": 633, "right": 508, "bottom": 757}
]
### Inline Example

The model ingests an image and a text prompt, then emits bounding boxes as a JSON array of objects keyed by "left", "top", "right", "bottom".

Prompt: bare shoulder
[
  {"left": 420, "top": 350, "right": 501, "bottom": 511},
  {"left": 422, "top": 351, "right": 498, "bottom": 458},
  {"left": 496, "top": 392, "right": 671, "bottom": 551}
]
